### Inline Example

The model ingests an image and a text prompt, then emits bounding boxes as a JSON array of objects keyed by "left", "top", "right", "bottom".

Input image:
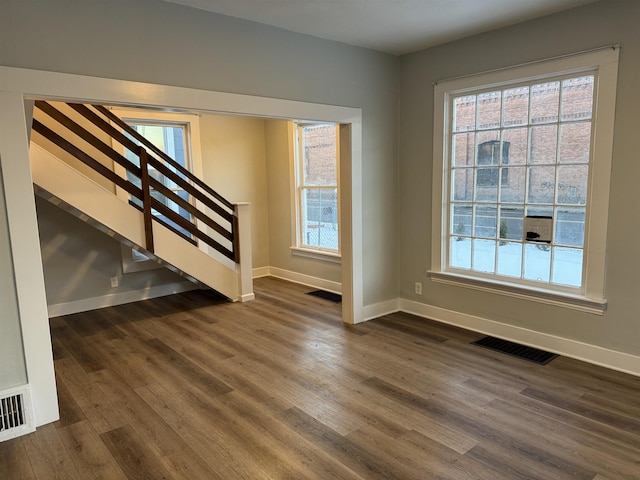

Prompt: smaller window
[
  {"left": 476, "top": 140, "right": 509, "bottom": 187},
  {"left": 292, "top": 123, "right": 340, "bottom": 257}
]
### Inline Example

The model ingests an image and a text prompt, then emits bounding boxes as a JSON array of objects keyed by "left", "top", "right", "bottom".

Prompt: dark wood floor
[{"left": 2, "top": 277, "right": 640, "bottom": 479}]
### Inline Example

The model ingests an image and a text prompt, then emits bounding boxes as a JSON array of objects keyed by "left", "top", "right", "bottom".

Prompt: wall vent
[{"left": 0, "top": 386, "right": 35, "bottom": 442}]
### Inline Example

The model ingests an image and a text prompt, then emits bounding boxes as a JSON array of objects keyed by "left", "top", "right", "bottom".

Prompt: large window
[
  {"left": 431, "top": 48, "right": 619, "bottom": 313},
  {"left": 292, "top": 123, "right": 340, "bottom": 258}
]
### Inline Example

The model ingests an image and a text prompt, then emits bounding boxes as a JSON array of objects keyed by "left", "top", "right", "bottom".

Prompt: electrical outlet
[
  {"left": 110, "top": 276, "right": 119, "bottom": 288},
  {"left": 414, "top": 282, "right": 422, "bottom": 295}
]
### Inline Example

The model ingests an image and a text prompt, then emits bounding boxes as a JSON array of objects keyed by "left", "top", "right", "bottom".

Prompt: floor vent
[
  {"left": 306, "top": 290, "right": 342, "bottom": 303},
  {"left": 0, "top": 387, "right": 35, "bottom": 442},
  {"left": 472, "top": 336, "right": 558, "bottom": 365}
]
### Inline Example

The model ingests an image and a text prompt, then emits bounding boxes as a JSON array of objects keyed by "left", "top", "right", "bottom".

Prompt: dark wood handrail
[
  {"left": 138, "top": 146, "right": 155, "bottom": 253},
  {"left": 31, "top": 119, "right": 143, "bottom": 200},
  {"left": 66, "top": 103, "right": 233, "bottom": 221},
  {"left": 148, "top": 178, "right": 234, "bottom": 241},
  {"left": 34, "top": 101, "right": 142, "bottom": 179},
  {"left": 149, "top": 198, "right": 234, "bottom": 260},
  {"left": 92, "top": 104, "right": 235, "bottom": 211},
  {"left": 32, "top": 102, "right": 239, "bottom": 263}
]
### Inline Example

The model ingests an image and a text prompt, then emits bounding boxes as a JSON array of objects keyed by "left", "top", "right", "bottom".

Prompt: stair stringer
[{"left": 30, "top": 142, "right": 240, "bottom": 301}]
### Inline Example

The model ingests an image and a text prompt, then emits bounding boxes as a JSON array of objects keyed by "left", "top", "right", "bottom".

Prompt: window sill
[
  {"left": 427, "top": 270, "right": 607, "bottom": 315},
  {"left": 290, "top": 247, "right": 341, "bottom": 264}
]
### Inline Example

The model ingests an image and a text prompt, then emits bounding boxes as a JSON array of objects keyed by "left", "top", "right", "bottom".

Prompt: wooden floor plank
[
  {"left": 4, "top": 276, "right": 640, "bottom": 479},
  {"left": 0, "top": 437, "right": 36, "bottom": 480},
  {"left": 57, "top": 421, "right": 128, "bottom": 480}
]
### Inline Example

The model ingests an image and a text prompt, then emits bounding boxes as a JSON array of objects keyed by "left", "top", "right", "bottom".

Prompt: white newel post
[{"left": 235, "top": 202, "right": 254, "bottom": 302}]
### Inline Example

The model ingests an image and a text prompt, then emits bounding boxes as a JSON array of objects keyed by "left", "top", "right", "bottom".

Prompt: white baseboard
[
  {"left": 47, "top": 281, "right": 198, "bottom": 317},
  {"left": 363, "top": 298, "right": 400, "bottom": 321},
  {"left": 240, "top": 293, "right": 256, "bottom": 302},
  {"left": 399, "top": 298, "right": 640, "bottom": 378},
  {"left": 252, "top": 266, "right": 271, "bottom": 278},
  {"left": 264, "top": 267, "right": 342, "bottom": 294}
]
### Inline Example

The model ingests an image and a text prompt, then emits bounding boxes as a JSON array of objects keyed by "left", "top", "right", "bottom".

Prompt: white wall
[{"left": 398, "top": 0, "right": 640, "bottom": 358}]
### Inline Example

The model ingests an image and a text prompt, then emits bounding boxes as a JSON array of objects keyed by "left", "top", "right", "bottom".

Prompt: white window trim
[
  {"left": 430, "top": 47, "right": 619, "bottom": 314},
  {"left": 290, "top": 121, "right": 342, "bottom": 261},
  {"left": 109, "top": 108, "right": 204, "bottom": 271}
]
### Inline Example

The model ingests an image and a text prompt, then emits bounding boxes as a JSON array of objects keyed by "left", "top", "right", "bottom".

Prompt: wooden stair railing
[{"left": 32, "top": 101, "right": 239, "bottom": 263}]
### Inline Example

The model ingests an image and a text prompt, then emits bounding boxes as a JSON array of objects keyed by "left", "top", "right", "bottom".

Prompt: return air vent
[
  {"left": 0, "top": 387, "right": 35, "bottom": 442},
  {"left": 472, "top": 336, "right": 558, "bottom": 365}
]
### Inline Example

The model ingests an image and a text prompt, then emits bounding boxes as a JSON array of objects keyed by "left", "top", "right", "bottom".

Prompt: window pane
[
  {"left": 552, "top": 247, "right": 583, "bottom": 287},
  {"left": 452, "top": 132, "right": 475, "bottom": 166},
  {"left": 450, "top": 237, "right": 471, "bottom": 269},
  {"left": 497, "top": 242, "right": 523, "bottom": 277},
  {"left": 477, "top": 91, "right": 501, "bottom": 130},
  {"left": 474, "top": 205, "right": 497, "bottom": 238},
  {"left": 452, "top": 169, "right": 474, "bottom": 201},
  {"left": 476, "top": 131, "right": 500, "bottom": 163},
  {"left": 527, "top": 166, "right": 556, "bottom": 204},
  {"left": 561, "top": 76, "right": 594, "bottom": 121},
  {"left": 530, "top": 125, "right": 558, "bottom": 164},
  {"left": 555, "top": 207, "right": 585, "bottom": 247},
  {"left": 451, "top": 204, "right": 472, "bottom": 237},
  {"left": 527, "top": 206, "right": 553, "bottom": 220},
  {"left": 502, "top": 128, "right": 527, "bottom": 165},
  {"left": 476, "top": 168, "right": 499, "bottom": 201},
  {"left": 557, "top": 165, "right": 588, "bottom": 205},
  {"left": 126, "top": 122, "right": 193, "bottom": 236},
  {"left": 453, "top": 95, "right": 476, "bottom": 132},
  {"left": 559, "top": 123, "right": 591, "bottom": 164},
  {"left": 530, "top": 81, "right": 560, "bottom": 124},
  {"left": 524, "top": 243, "right": 551, "bottom": 282},
  {"left": 302, "top": 125, "right": 337, "bottom": 186},
  {"left": 301, "top": 188, "right": 338, "bottom": 250},
  {"left": 473, "top": 239, "right": 496, "bottom": 273},
  {"left": 442, "top": 71, "right": 601, "bottom": 292},
  {"left": 500, "top": 166, "right": 525, "bottom": 203},
  {"left": 503, "top": 86, "right": 529, "bottom": 127},
  {"left": 499, "top": 206, "right": 524, "bottom": 241}
]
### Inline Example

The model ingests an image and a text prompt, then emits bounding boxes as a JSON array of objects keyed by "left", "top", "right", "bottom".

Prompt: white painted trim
[
  {"left": 290, "top": 247, "right": 341, "bottom": 264},
  {"left": 0, "top": 385, "right": 35, "bottom": 441},
  {"left": 363, "top": 298, "right": 400, "bottom": 321},
  {"left": 0, "top": 66, "right": 363, "bottom": 430},
  {"left": 47, "top": 281, "right": 197, "bottom": 318},
  {"left": 399, "top": 298, "right": 640, "bottom": 378},
  {"left": 431, "top": 48, "right": 619, "bottom": 304},
  {"left": 235, "top": 202, "right": 253, "bottom": 301},
  {"left": 0, "top": 92, "right": 59, "bottom": 427},
  {"left": 252, "top": 266, "right": 271, "bottom": 278},
  {"left": 269, "top": 267, "right": 342, "bottom": 294},
  {"left": 240, "top": 293, "right": 256, "bottom": 302},
  {"left": 428, "top": 270, "right": 606, "bottom": 315}
]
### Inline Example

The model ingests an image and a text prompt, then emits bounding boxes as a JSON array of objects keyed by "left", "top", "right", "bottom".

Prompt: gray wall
[
  {"left": 36, "top": 197, "right": 193, "bottom": 308},
  {"left": 398, "top": 0, "right": 640, "bottom": 355},
  {"left": 0, "top": 165, "right": 27, "bottom": 389},
  {"left": 0, "top": 0, "right": 398, "bottom": 307}
]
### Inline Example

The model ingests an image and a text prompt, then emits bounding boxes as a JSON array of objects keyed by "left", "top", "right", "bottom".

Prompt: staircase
[{"left": 30, "top": 101, "right": 253, "bottom": 302}]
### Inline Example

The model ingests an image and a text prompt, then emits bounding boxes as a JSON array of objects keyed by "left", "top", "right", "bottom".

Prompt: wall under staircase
[{"left": 30, "top": 142, "right": 253, "bottom": 303}]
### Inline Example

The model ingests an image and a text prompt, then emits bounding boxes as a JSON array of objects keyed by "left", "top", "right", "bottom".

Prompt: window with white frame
[
  {"left": 292, "top": 123, "right": 340, "bottom": 258},
  {"left": 430, "top": 48, "right": 619, "bottom": 313},
  {"left": 110, "top": 109, "right": 203, "bottom": 272}
]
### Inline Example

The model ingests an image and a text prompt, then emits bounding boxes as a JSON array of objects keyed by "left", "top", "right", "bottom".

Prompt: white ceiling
[{"left": 162, "top": 0, "right": 598, "bottom": 55}]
